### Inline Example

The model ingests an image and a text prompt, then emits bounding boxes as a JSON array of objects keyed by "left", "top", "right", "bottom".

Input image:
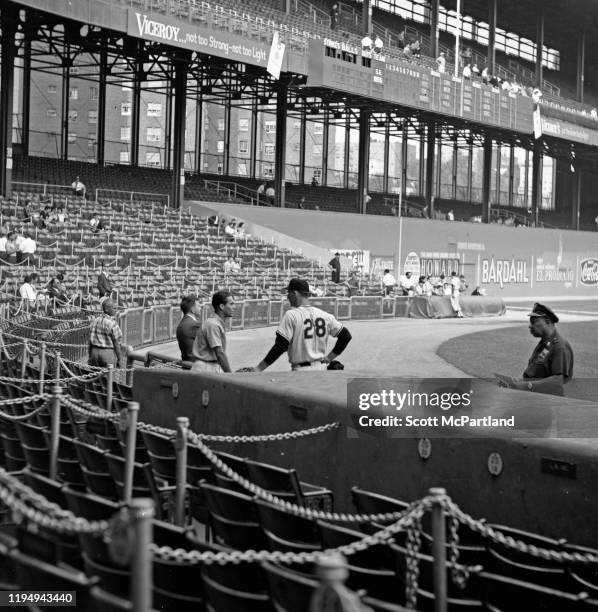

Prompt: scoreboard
[{"left": 307, "top": 39, "right": 533, "bottom": 133}]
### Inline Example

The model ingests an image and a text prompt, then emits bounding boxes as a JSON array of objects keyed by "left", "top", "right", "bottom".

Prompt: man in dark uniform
[
  {"left": 176, "top": 295, "right": 201, "bottom": 363},
  {"left": 329, "top": 252, "right": 341, "bottom": 284},
  {"left": 499, "top": 303, "right": 573, "bottom": 395}
]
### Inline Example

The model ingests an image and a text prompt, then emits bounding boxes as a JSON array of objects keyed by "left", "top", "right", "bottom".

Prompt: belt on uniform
[
  {"left": 295, "top": 360, "right": 324, "bottom": 367},
  {"left": 197, "top": 359, "right": 218, "bottom": 363},
  {"left": 90, "top": 345, "right": 113, "bottom": 350}
]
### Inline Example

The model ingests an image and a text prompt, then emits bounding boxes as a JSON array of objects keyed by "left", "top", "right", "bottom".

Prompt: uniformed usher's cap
[
  {"left": 528, "top": 302, "right": 559, "bottom": 323},
  {"left": 284, "top": 278, "right": 311, "bottom": 295}
]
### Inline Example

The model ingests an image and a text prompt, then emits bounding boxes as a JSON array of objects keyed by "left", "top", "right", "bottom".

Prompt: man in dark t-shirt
[{"left": 329, "top": 252, "right": 341, "bottom": 283}]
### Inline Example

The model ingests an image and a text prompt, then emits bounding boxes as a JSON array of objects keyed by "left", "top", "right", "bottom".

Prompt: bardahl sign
[{"left": 579, "top": 258, "right": 598, "bottom": 286}]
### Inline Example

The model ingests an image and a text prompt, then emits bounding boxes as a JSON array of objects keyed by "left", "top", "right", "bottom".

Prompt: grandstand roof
[{"left": 444, "top": 0, "right": 598, "bottom": 64}]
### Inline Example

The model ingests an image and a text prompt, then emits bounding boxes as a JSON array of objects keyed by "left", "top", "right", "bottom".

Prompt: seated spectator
[
  {"left": 471, "top": 64, "right": 480, "bottom": 78},
  {"left": 18, "top": 232, "right": 36, "bottom": 264},
  {"left": 21, "top": 200, "right": 33, "bottom": 223},
  {"left": 298, "top": 197, "right": 306, "bottom": 210},
  {"left": 381, "top": 268, "right": 396, "bottom": 296},
  {"left": 481, "top": 66, "right": 489, "bottom": 84},
  {"left": 436, "top": 52, "right": 446, "bottom": 73},
  {"left": 403, "top": 43, "right": 412, "bottom": 58},
  {"left": 471, "top": 286, "right": 486, "bottom": 296},
  {"left": 447, "top": 209, "right": 455, "bottom": 221},
  {"left": 410, "top": 39, "right": 421, "bottom": 57},
  {"left": 309, "top": 283, "right": 324, "bottom": 297},
  {"left": 345, "top": 270, "right": 360, "bottom": 297},
  {"left": 591, "top": 108, "right": 598, "bottom": 119},
  {"left": 462, "top": 64, "right": 472, "bottom": 79},
  {"left": 256, "top": 182, "right": 266, "bottom": 205},
  {"left": 234, "top": 222, "right": 246, "bottom": 239},
  {"left": 442, "top": 282, "right": 452, "bottom": 296},
  {"left": 311, "top": 175, "right": 319, "bottom": 187},
  {"left": 208, "top": 214, "right": 219, "bottom": 227},
  {"left": 399, "top": 271, "right": 415, "bottom": 296},
  {"left": 47, "top": 273, "right": 68, "bottom": 305},
  {"left": 72, "top": 176, "right": 86, "bottom": 197},
  {"left": 224, "top": 221, "right": 236, "bottom": 240},
  {"left": 4, "top": 231, "right": 19, "bottom": 263},
  {"left": 224, "top": 256, "right": 241, "bottom": 274},
  {"left": 532, "top": 88, "right": 542, "bottom": 103},
  {"left": 89, "top": 214, "right": 100, "bottom": 231},
  {"left": 19, "top": 273, "right": 42, "bottom": 307},
  {"left": 56, "top": 207, "right": 67, "bottom": 224},
  {"left": 414, "top": 275, "right": 432, "bottom": 296},
  {"left": 265, "top": 184, "right": 275, "bottom": 206}
]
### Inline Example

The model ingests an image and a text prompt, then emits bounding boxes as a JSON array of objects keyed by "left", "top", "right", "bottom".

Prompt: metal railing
[{"left": 95, "top": 188, "right": 170, "bottom": 207}]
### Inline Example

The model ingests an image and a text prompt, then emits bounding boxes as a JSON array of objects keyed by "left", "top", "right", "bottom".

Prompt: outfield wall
[
  {"left": 188, "top": 202, "right": 598, "bottom": 299},
  {"left": 134, "top": 368, "right": 598, "bottom": 547}
]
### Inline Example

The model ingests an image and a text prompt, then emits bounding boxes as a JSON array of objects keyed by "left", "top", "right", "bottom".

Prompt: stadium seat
[
  {"left": 317, "top": 520, "right": 400, "bottom": 603},
  {"left": 199, "top": 481, "right": 268, "bottom": 550},
  {"left": 245, "top": 458, "right": 334, "bottom": 511},
  {"left": 255, "top": 499, "right": 322, "bottom": 554},
  {"left": 14, "top": 421, "right": 50, "bottom": 475},
  {"left": 351, "top": 486, "right": 410, "bottom": 534},
  {"left": 212, "top": 451, "right": 250, "bottom": 493},
  {"left": 262, "top": 561, "right": 318, "bottom": 612},
  {"left": 90, "top": 585, "right": 159, "bottom": 612}
]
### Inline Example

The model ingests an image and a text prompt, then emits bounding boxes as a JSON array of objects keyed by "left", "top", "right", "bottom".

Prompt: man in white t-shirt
[
  {"left": 72, "top": 176, "right": 86, "bottom": 197},
  {"left": 247, "top": 278, "right": 352, "bottom": 371},
  {"left": 192, "top": 290, "right": 235, "bottom": 372},
  {"left": 381, "top": 269, "right": 396, "bottom": 296}
]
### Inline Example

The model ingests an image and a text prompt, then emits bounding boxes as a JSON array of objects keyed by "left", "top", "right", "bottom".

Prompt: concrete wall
[
  {"left": 186, "top": 202, "right": 598, "bottom": 299},
  {"left": 134, "top": 368, "right": 598, "bottom": 547}
]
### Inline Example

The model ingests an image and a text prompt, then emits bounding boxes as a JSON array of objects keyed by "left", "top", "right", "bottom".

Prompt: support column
[
  {"left": 97, "top": 45, "right": 108, "bottom": 165},
  {"left": 21, "top": 36, "right": 31, "bottom": 157},
  {"left": 508, "top": 144, "right": 514, "bottom": 207},
  {"left": 383, "top": 120, "right": 390, "bottom": 193},
  {"left": 171, "top": 58, "right": 188, "bottom": 210},
  {"left": 401, "top": 123, "right": 408, "bottom": 204},
  {"left": 430, "top": 0, "right": 439, "bottom": 59},
  {"left": 425, "top": 122, "right": 436, "bottom": 216},
  {"left": 250, "top": 98, "right": 258, "bottom": 179},
  {"left": 274, "top": 83, "right": 287, "bottom": 207},
  {"left": 487, "top": 0, "right": 497, "bottom": 74},
  {"left": 481, "top": 134, "right": 492, "bottom": 223},
  {"left": 60, "top": 46, "right": 71, "bottom": 160},
  {"left": 223, "top": 95, "right": 231, "bottom": 176},
  {"left": 343, "top": 114, "right": 350, "bottom": 189},
  {"left": 322, "top": 109, "right": 330, "bottom": 186},
  {"left": 362, "top": 0, "right": 372, "bottom": 36},
  {"left": 194, "top": 92, "right": 203, "bottom": 173},
  {"left": 0, "top": 9, "right": 17, "bottom": 197},
  {"left": 535, "top": 0, "right": 544, "bottom": 88},
  {"left": 130, "top": 57, "right": 143, "bottom": 167},
  {"left": 530, "top": 140, "right": 542, "bottom": 226},
  {"left": 577, "top": 28, "right": 586, "bottom": 103},
  {"left": 572, "top": 170, "right": 581, "bottom": 231},
  {"left": 356, "top": 109, "right": 370, "bottom": 214},
  {"left": 298, "top": 104, "right": 306, "bottom": 184},
  {"left": 164, "top": 71, "right": 173, "bottom": 169}
]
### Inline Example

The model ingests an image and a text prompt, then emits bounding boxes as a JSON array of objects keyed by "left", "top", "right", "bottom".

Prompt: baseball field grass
[{"left": 437, "top": 320, "right": 598, "bottom": 401}]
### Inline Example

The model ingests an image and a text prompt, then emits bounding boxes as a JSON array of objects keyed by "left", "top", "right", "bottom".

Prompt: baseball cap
[
  {"left": 528, "top": 302, "right": 558, "bottom": 323},
  {"left": 283, "top": 278, "right": 311, "bottom": 295}
]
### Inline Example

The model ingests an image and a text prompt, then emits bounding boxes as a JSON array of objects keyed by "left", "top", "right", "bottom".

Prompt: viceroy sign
[{"left": 580, "top": 258, "right": 598, "bottom": 286}]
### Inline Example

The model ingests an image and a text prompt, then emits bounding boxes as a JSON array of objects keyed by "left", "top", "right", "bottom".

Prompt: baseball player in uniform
[{"left": 248, "top": 278, "right": 352, "bottom": 372}]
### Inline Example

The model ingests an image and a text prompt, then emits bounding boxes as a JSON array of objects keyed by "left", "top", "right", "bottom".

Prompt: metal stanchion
[
  {"left": 38, "top": 342, "right": 46, "bottom": 394},
  {"left": 122, "top": 402, "right": 139, "bottom": 504},
  {"left": 106, "top": 364, "right": 114, "bottom": 412},
  {"left": 430, "top": 487, "right": 447, "bottom": 612},
  {"left": 20, "top": 341, "right": 28, "bottom": 379},
  {"left": 174, "top": 417, "right": 189, "bottom": 527},
  {"left": 49, "top": 385, "right": 63, "bottom": 480},
  {"left": 54, "top": 350, "right": 61, "bottom": 380},
  {"left": 130, "top": 498, "right": 155, "bottom": 612}
]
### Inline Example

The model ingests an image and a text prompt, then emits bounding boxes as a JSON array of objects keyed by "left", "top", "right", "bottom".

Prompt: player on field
[{"left": 247, "top": 278, "right": 352, "bottom": 371}]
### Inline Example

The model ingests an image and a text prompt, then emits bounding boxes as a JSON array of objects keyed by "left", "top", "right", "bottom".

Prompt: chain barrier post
[
  {"left": 49, "top": 385, "right": 63, "bottom": 480},
  {"left": 430, "top": 487, "right": 448, "bottom": 612},
  {"left": 38, "top": 342, "right": 46, "bottom": 394},
  {"left": 54, "top": 350, "right": 61, "bottom": 381},
  {"left": 174, "top": 416, "right": 189, "bottom": 527},
  {"left": 20, "top": 340, "right": 28, "bottom": 380},
  {"left": 122, "top": 402, "right": 140, "bottom": 504},
  {"left": 106, "top": 364, "right": 113, "bottom": 412},
  {"left": 129, "top": 498, "right": 155, "bottom": 612}
]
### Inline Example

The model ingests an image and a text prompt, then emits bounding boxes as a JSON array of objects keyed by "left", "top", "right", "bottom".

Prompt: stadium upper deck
[{"left": 2, "top": 0, "right": 598, "bottom": 227}]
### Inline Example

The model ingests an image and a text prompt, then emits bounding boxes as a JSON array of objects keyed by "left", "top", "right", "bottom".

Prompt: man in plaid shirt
[{"left": 88, "top": 299, "right": 124, "bottom": 368}]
